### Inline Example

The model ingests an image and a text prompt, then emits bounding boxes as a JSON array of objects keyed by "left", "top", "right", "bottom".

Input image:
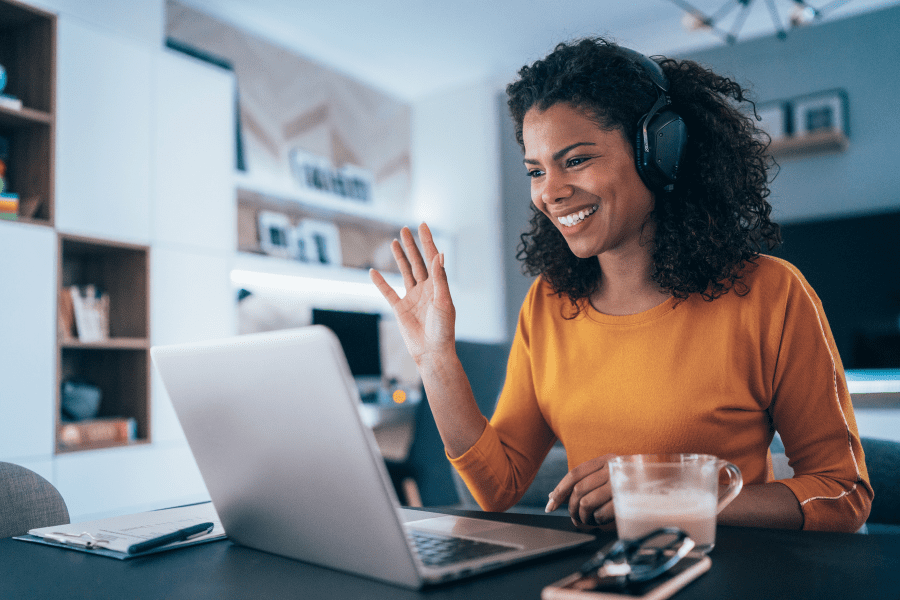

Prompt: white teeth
[{"left": 557, "top": 204, "right": 598, "bottom": 227}]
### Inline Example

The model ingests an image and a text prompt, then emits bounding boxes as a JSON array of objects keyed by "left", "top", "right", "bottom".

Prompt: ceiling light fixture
[{"left": 670, "top": 0, "right": 850, "bottom": 44}]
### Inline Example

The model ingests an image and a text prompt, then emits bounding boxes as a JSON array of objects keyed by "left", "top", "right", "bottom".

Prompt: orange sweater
[{"left": 450, "top": 255, "right": 872, "bottom": 532}]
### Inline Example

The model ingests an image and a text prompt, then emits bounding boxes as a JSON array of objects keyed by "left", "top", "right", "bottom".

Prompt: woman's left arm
[
  {"left": 761, "top": 259, "right": 873, "bottom": 532},
  {"left": 717, "top": 482, "right": 803, "bottom": 529}
]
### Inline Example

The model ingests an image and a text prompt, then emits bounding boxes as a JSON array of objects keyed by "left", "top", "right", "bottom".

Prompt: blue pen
[{"left": 126, "top": 522, "right": 215, "bottom": 555}]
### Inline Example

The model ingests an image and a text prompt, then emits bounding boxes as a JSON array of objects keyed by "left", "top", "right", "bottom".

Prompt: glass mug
[{"left": 607, "top": 454, "right": 743, "bottom": 554}]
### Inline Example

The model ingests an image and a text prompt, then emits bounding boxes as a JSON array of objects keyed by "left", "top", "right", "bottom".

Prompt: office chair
[{"left": 0, "top": 462, "right": 70, "bottom": 539}]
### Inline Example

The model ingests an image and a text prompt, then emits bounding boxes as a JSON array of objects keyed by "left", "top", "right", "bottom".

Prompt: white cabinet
[
  {"left": 55, "top": 17, "right": 153, "bottom": 244},
  {"left": 150, "top": 247, "right": 235, "bottom": 444},
  {"left": 54, "top": 444, "right": 209, "bottom": 522},
  {"left": 0, "top": 222, "right": 56, "bottom": 461},
  {"left": 152, "top": 50, "right": 236, "bottom": 253}
]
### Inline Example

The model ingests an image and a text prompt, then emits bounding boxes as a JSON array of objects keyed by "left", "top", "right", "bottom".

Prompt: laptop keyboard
[{"left": 407, "top": 529, "right": 516, "bottom": 567}]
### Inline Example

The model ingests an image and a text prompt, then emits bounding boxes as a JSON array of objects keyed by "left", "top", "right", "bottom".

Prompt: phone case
[{"left": 541, "top": 555, "right": 711, "bottom": 600}]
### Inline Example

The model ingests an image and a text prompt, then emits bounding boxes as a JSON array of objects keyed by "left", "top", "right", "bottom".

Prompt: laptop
[{"left": 151, "top": 326, "right": 593, "bottom": 589}]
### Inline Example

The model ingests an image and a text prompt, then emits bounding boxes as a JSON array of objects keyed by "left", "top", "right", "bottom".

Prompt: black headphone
[{"left": 616, "top": 47, "right": 688, "bottom": 193}]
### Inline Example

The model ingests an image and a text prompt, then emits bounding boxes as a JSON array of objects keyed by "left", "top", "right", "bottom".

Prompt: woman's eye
[
  {"left": 567, "top": 157, "right": 587, "bottom": 167},
  {"left": 526, "top": 169, "right": 544, "bottom": 178}
]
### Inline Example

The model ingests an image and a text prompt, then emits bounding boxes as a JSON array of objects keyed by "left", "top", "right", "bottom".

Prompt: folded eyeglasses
[{"left": 577, "top": 527, "right": 696, "bottom": 590}]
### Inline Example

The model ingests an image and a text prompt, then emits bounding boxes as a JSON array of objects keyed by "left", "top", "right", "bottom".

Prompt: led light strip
[{"left": 230, "top": 269, "right": 404, "bottom": 303}]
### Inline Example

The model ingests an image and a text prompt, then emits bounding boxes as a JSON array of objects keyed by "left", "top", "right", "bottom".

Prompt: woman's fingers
[
  {"left": 547, "top": 454, "right": 615, "bottom": 529},
  {"left": 401, "top": 226, "right": 429, "bottom": 283},
  {"left": 369, "top": 268, "right": 402, "bottom": 307},
  {"left": 430, "top": 252, "right": 451, "bottom": 309},
  {"left": 391, "top": 238, "right": 417, "bottom": 291},
  {"left": 418, "top": 222, "right": 440, "bottom": 267}
]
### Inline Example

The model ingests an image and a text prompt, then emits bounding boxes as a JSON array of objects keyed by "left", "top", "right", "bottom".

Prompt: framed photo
[
  {"left": 257, "top": 210, "right": 293, "bottom": 258},
  {"left": 755, "top": 101, "right": 788, "bottom": 141},
  {"left": 791, "top": 89, "right": 848, "bottom": 137},
  {"left": 296, "top": 219, "right": 342, "bottom": 266}
]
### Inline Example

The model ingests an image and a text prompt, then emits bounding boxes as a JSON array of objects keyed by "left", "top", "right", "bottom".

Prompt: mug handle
[{"left": 716, "top": 460, "right": 743, "bottom": 514}]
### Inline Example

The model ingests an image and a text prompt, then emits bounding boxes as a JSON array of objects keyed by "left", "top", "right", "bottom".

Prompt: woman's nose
[{"left": 539, "top": 171, "right": 573, "bottom": 204}]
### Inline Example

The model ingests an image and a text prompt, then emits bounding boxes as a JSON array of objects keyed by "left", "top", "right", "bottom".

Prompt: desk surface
[{"left": 2, "top": 508, "right": 899, "bottom": 600}]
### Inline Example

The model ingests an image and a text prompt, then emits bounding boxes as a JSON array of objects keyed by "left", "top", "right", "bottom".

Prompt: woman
[{"left": 370, "top": 38, "right": 871, "bottom": 533}]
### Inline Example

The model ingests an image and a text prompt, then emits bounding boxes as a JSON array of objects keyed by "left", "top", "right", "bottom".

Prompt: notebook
[{"left": 151, "top": 326, "right": 593, "bottom": 589}]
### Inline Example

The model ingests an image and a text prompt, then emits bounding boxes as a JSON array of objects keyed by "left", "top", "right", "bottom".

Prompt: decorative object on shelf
[
  {"left": 0, "top": 193, "right": 17, "bottom": 221},
  {"left": 671, "top": 0, "right": 854, "bottom": 45},
  {"left": 791, "top": 89, "right": 848, "bottom": 138},
  {"left": 58, "top": 417, "right": 137, "bottom": 450},
  {"left": 0, "top": 62, "right": 22, "bottom": 110},
  {"left": 0, "top": 134, "right": 9, "bottom": 195},
  {"left": 257, "top": 210, "right": 294, "bottom": 258},
  {"left": 68, "top": 285, "right": 110, "bottom": 343},
  {"left": 755, "top": 100, "right": 789, "bottom": 142},
  {"left": 757, "top": 89, "right": 849, "bottom": 158},
  {"left": 296, "top": 218, "right": 343, "bottom": 266},
  {"left": 289, "top": 148, "right": 373, "bottom": 203},
  {"left": 61, "top": 379, "right": 102, "bottom": 421}
]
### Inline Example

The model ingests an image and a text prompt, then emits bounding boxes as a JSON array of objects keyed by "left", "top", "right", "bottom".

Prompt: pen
[{"left": 126, "top": 522, "right": 215, "bottom": 555}]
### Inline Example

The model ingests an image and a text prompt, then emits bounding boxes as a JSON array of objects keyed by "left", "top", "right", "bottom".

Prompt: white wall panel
[
  {"left": 152, "top": 50, "right": 236, "bottom": 253},
  {"left": 150, "top": 247, "right": 235, "bottom": 443},
  {"left": 55, "top": 18, "right": 153, "bottom": 244},
  {"left": 24, "top": 0, "right": 163, "bottom": 48},
  {"left": 0, "top": 223, "right": 56, "bottom": 461}
]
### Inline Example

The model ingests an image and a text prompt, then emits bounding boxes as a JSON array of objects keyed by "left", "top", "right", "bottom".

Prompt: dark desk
[{"left": 2, "top": 508, "right": 899, "bottom": 600}]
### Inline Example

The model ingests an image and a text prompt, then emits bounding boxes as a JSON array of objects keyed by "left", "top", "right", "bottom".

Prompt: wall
[
  {"left": 498, "top": 5, "right": 900, "bottom": 340},
  {"left": 412, "top": 79, "right": 506, "bottom": 342},
  {"left": 683, "top": 5, "right": 900, "bottom": 224}
]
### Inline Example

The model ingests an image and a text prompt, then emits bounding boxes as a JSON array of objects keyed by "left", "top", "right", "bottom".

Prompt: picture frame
[
  {"left": 296, "top": 218, "right": 342, "bottom": 266},
  {"left": 257, "top": 210, "right": 294, "bottom": 258},
  {"left": 755, "top": 101, "right": 788, "bottom": 141},
  {"left": 791, "top": 89, "right": 848, "bottom": 137}
]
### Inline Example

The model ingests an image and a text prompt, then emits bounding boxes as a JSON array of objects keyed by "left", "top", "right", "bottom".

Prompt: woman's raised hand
[{"left": 370, "top": 223, "right": 456, "bottom": 364}]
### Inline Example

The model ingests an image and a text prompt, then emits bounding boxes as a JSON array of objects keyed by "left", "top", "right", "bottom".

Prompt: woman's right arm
[{"left": 369, "top": 223, "right": 486, "bottom": 458}]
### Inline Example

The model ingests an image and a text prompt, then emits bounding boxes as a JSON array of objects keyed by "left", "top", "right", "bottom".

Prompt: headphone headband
[{"left": 614, "top": 46, "right": 687, "bottom": 192}]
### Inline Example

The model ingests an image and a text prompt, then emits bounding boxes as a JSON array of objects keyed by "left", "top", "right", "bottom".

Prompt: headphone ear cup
[
  {"left": 634, "top": 114, "right": 656, "bottom": 190},
  {"left": 642, "top": 108, "right": 688, "bottom": 190}
]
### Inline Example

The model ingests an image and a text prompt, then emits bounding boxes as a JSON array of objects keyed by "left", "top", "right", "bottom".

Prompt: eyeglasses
[{"left": 577, "top": 527, "right": 696, "bottom": 589}]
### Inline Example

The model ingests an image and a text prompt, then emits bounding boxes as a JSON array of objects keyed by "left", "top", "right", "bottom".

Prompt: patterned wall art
[{"left": 166, "top": 1, "right": 412, "bottom": 211}]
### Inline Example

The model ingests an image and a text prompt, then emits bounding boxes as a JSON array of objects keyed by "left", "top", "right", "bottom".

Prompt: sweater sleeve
[
  {"left": 765, "top": 259, "right": 873, "bottom": 532},
  {"left": 448, "top": 281, "right": 557, "bottom": 511}
]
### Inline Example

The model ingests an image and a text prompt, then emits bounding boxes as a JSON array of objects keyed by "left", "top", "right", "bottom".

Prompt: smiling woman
[{"left": 370, "top": 37, "right": 873, "bottom": 536}]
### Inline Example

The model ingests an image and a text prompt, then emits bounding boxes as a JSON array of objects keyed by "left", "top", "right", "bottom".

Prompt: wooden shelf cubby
[
  {"left": 0, "top": 0, "right": 56, "bottom": 224},
  {"left": 56, "top": 234, "right": 150, "bottom": 453}
]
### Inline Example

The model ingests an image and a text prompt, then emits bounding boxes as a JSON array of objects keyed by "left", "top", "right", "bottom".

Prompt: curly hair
[{"left": 506, "top": 37, "right": 781, "bottom": 315}]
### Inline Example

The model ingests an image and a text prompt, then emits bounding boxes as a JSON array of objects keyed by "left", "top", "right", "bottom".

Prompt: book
[
  {"left": 58, "top": 417, "right": 137, "bottom": 449},
  {"left": 0, "top": 92, "right": 22, "bottom": 110},
  {"left": 69, "top": 284, "right": 110, "bottom": 342},
  {"left": 58, "top": 288, "right": 77, "bottom": 340},
  {"left": 0, "top": 192, "right": 18, "bottom": 217}
]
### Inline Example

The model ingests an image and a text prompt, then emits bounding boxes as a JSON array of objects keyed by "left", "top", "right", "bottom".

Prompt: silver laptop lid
[{"left": 151, "top": 326, "right": 423, "bottom": 588}]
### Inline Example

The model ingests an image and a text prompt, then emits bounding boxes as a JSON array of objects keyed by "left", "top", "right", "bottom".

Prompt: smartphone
[{"left": 542, "top": 555, "right": 711, "bottom": 600}]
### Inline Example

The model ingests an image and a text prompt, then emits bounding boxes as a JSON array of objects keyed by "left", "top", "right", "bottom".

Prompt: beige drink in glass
[{"left": 608, "top": 454, "right": 742, "bottom": 554}]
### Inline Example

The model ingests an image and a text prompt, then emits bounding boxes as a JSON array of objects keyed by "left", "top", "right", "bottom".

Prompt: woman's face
[{"left": 523, "top": 102, "right": 655, "bottom": 260}]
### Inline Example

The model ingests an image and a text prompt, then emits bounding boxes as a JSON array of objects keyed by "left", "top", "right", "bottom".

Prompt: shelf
[
  {"left": 0, "top": 105, "right": 53, "bottom": 126},
  {"left": 237, "top": 186, "right": 415, "bottom": 275},
  {"left": 60, "top": 338, "right": 150, "bottom": 350},
  {"left": 234, "top": 172, "right": 413, "bottom": 227},
  {"left": 0, "top": 0, "right": 56, "bottom": 225},
  {"left": 770, "top": 130, "right": 848, "bottom": 160},
  {"left": 57, "top": 234, "right": 151, "bottom": 454}
]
